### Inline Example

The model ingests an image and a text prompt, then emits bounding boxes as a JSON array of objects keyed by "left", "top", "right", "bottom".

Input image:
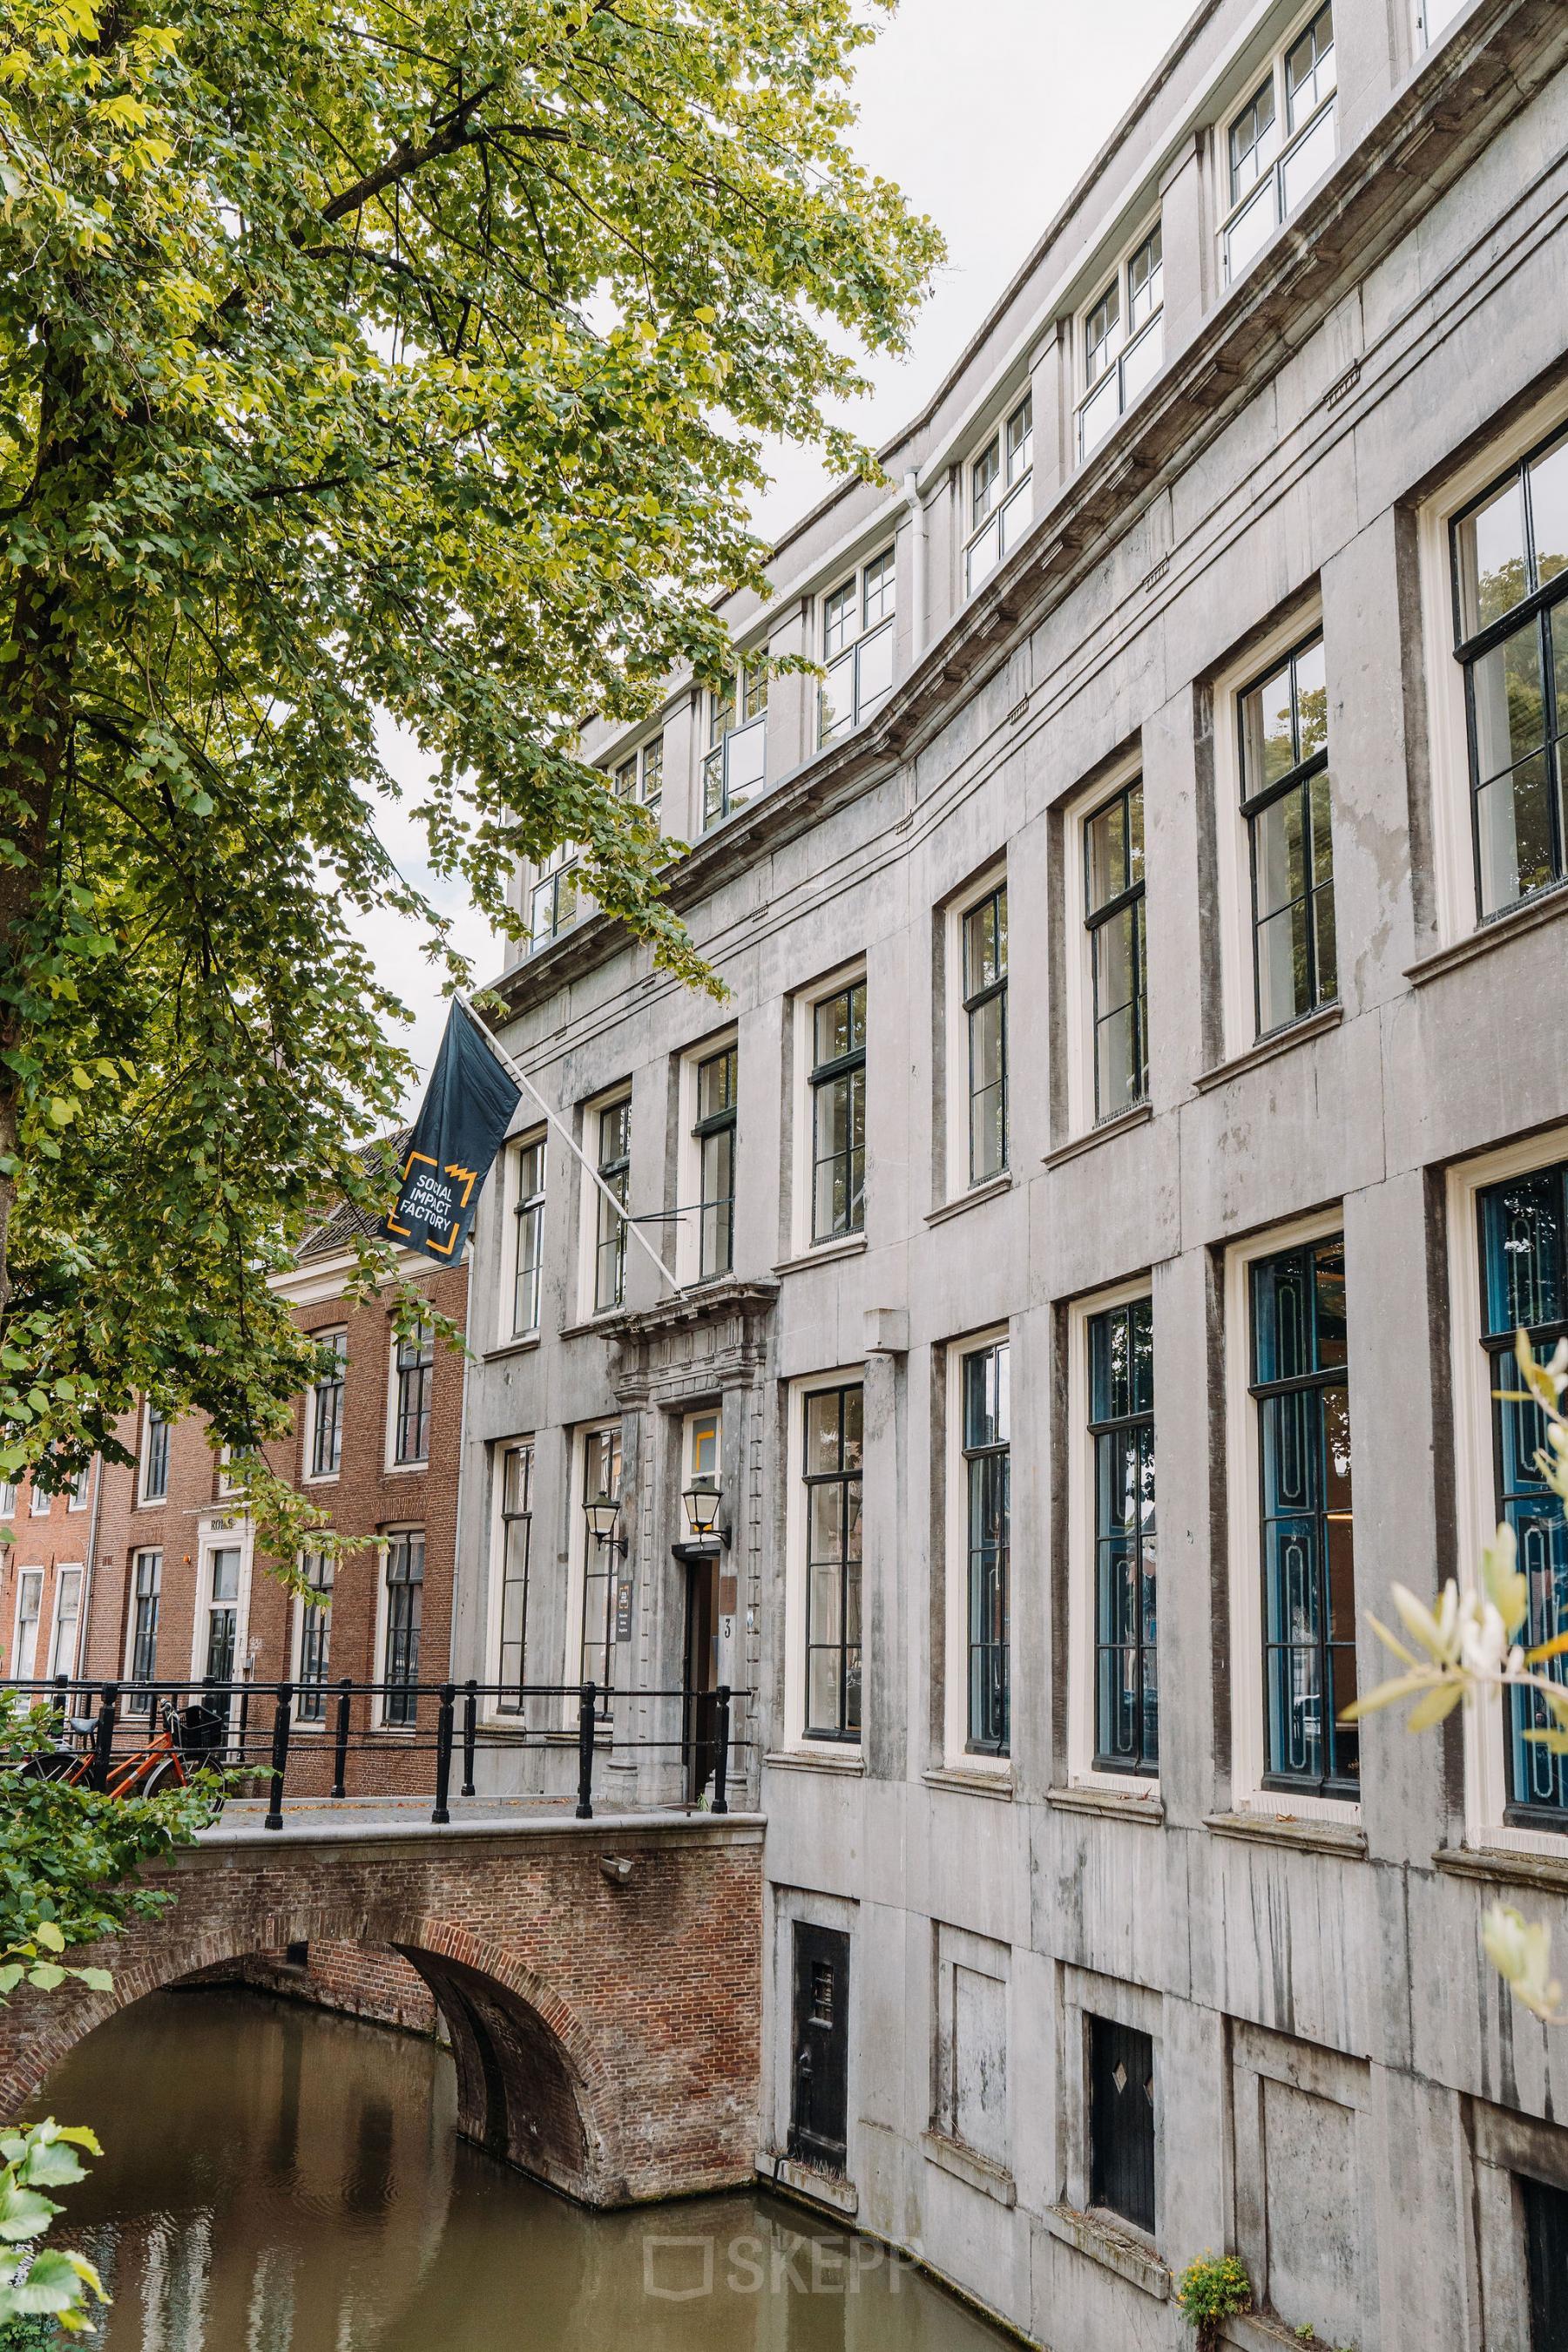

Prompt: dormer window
[
  {"left": 1221, "top": 5, "right": 1336, "bottom": 283},
  {"left": 820, "top": 548, "right": 896, "bottom": 744},
  {"left": 703, "top": 652, "right": 767, "bottom": 829},
  {"left": 965, "top": 394, "right": 1033, "bottom": 598},
  {"left": 1078, "top": 221, "right": 1164, "bottom": 463}
]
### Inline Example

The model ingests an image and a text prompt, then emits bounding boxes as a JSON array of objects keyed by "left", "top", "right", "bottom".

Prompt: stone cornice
[{"left": 491, "top": 0, "right": 1565, "bottom": 1027}]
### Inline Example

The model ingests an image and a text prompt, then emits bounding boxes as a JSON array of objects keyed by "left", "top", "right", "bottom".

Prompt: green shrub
[{"left": 1175, "top": 2252, "right": 1253, "bottom": 2349}]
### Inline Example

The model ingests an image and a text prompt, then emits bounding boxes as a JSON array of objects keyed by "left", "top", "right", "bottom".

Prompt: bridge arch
[{"left": 0, "top": 1820, "right": 762, "bottom": 2209}]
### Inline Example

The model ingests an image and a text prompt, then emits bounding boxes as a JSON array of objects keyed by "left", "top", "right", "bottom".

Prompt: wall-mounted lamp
[
  {"left": 584, "top": 1491, "right": 627, "bottom": 1557},
  {"left": 681, "top": 1477, "right": 731, "bottom": 1548}
]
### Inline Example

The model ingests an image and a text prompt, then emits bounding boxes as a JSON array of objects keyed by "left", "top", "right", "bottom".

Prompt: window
[
  {"left": 703, "top": 652, "right": 767, "bottom": 829},
  {"left": 579, "top": 1423, "right": 623, "bottom": 1695},
  {"left": 510, "top": 1135, "right": 546, "bottom": 1338},
  {"left": 67, "top": 1462, "right": 90, "bottom": 1511},
  {"left": 612, "top": 733, "right": 664, "bottom": 821},
  {"left": 126, "top": 1549, "right": 161, "bottom": 1711},
  {"left": 295, "top": 1551, "right": 334, "bottom": 1722},
  {"left": 28, "top": 1478, "right": 49, "bottom": 1517},
  {"left": 1250, "top": 1233, "right": 1357, "bottom": 1795},
  {"left": 962, "top": 884, "right": 1009, "bottom": 1184},
  {"left": 694, "top": 1044, "right": 737, "bottom": 1280},
  {"left": 11, "top": 1570, "right": 42, "bottom": 1680},
  {"left": 1085, "top": 779, "right": 1148, "bottom": 1117},
  {"left": 1450, "top": 425, "right": 1568, "bottom": 918},
  {"left": 1222, "top": 6, "right": 1336, "bottom": 281},
  {"left": 0, "top": 1482, "right": 15, "bottom": 1521},
  {"left": 1090, "top": 1298, "right": 1158, "bottom": 1774},
  {"left": 496, "top": 1440, "right": 534, "bottom": 1710},
  {"left": 48, "top": 1568, "right": 82, "bottom": 1679},
  {"left": 1524, "top": 2173, "right": 1568, "bottom": 2351},
  {"left": 1478, "top": 1159, "right": 1568, "bottom": 1822},
  {"left": 382, "top": 1530, "right": 423, "bottom": 1724},
  {"left": 965, "top": 395, "right": 1033, "bottom": 597},
  {"left": 592, "top": 1096, "right": 632, "bottom": 1312},
  {"left": 962, "top": 1337, "right": 1010, "bottom": 1756},
  {"left": 203, "top": 1544, "right": 240, "bottom": 1683},
  {"left": 1415, "top": 0, "right": 1470, "bottom": 44},
  {"left": 802, "top": 1384, "right": 863, "bottom": 1741},
  {"left": 1078, "top": 222, "right": 1164, "bottom": 462},
  {"left": 529, "top": 842, "right": 583, "bottom": 951},
  {"left": 1088, "top": 2017, "right": 1156, "bottom": 2233},
  {"left": 215, "top": 1445, "right": 242, "bottom": 1499},
  {"left": 140, "top": 1402, "right": 170, "bottom": 1503},
  {"left": 308, "top": 1330, "right": 347, "bottom": 1478},
  {"left": 391, "top": 1321, "right": 433, "bottom": 1464},
  {"left": 1240, "top": 631, "right": 1335, "bottom": 1037},
  {"left": 810, "top": 981, "right": 867, "bottom": 1243},
  {"left": 820, "top": 548, "right": 896, "bottom": 744}
]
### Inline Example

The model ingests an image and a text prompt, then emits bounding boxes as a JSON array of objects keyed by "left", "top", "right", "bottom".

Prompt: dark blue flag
[{"left": 382, "top": 1005, "right": 521, "bottom": 1263}]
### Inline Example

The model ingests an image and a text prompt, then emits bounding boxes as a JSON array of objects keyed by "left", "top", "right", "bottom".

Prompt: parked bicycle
[{"left": 12, "top": 1697, "right": 226, "bottom": 1798}]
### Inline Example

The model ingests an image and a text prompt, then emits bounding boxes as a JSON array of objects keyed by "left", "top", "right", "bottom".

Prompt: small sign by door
[{"left": 614, "top": 1577, "right": 634, "bottom": 1642}]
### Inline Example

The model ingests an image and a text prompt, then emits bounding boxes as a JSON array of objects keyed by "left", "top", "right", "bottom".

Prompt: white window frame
[
  {"left": 781, "top": 1367, "right": 865, "bottom": 1757},
  {"left": 384, "top": 1315, "right": 434, "bottom": 1471},
  {"left": 1414, "top": 0, "right": 1472, "bottom": 48},
  {"left": 66, "top": 1462, "right": 91, "bottom": 1512},
  {"left": 1062, "top": 750, "right": 1145, "bottom": 1139},
  {"left": 186, "top": 1516, "right": 254, "bottom": 1685},
  {"left": 943, "top": 1323, "right": 1013, "bottom": 1774},
  {"left": 1448, "top": 1124, "right": 1568, "bottom": 1861},
  {"left": 675, "top": 1030, "right": 739, "bottom": 1289},
  {"left": 27, "top": 1481, "right": 50, "bottom": 1518},
  {"left": 1076, "top": 216, "right": 1165, "bottom": 465},
  {"left": 702, "top": 649, "right": 768, "bottom": 831},
  {"left": 1223, "top": 1204, "right": 1360, "bottom": 1822},
  {"left": 0, "top": 1481, "right": 16, "bottom": 1521},
  {"left": 1210, "top": 602, "right": 1326, "bottom": 1065},
  {"left": 528, "top": 841, "right": 585, "bottom": 953},
  {"left": 1066, "top": 1274, "right": 1159, "bottom": 1796},
  {"left": 288, "top": 1549, "right": 335, "bottom": 1727},
  {"left": 303, "top": 1328, "right": 348, "bottom": 1484},
  {"left": 47, "top": 1565, "right": 84, "bottom": 1680},
  {"left": 501, "top": 1129, "right": 548, "bottom": 1344},
  {"left": 577, "top": 1086, "right": 632, "bottom": 1321},
  {"left": 1219, "top": 3, "right": 1338, "bottom": 287},
  {"left": 10, "top": 1567, "right": 44, "bottom": 1681},
  {"left": 124, "top": 1548, "right": 163, "bottom": 1705},
  {"left": 483, "top": 1435, "right": 537, "bottom": 1718},
  {"left": 138, "top": 1398, "right": 171, "bottom": 1506},
  {"left": 789, "top": 957, "right": 868, "bottom": 1259},
  {"left": 818, "top": 546, "right": 896, "bottom": 746},
  {"left": 1416, "top": 385, "right": 1568, "bottom": 951},
  {"left": 963, "top": 392, "right": 1033, "bottom": 600},
  {"left": 612, "top": 730, "right": 665, "bottom": 821},
  {"left": 943, "top": 862, "right": 1009, "bottom": 1203},
  {"left": 371, "top": 1524, "right": 426, "bottom": 1728},
  {"left": 561, "top": 1420, "right": 623, "bottom": 1724}
]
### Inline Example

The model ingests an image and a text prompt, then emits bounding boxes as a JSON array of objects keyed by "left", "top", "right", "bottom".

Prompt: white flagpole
[{"left": 453, "top": 991, "right": 680, "bottom": 1295}]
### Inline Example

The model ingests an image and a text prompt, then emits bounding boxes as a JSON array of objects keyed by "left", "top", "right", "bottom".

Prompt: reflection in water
[{"left": 42, "top": 1989, "right": 1010, "bottom": 2352}]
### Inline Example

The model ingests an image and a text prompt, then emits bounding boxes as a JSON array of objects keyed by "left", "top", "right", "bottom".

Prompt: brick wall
[
  {"left": 186, "top": 1938, "right": 440, "bottom": 2037},
  {"left": 0, "top": 1254, "right": 468, "bottom": 1801},
  {"left": 0, "top": 1819, "right": 764, "bottom": 2209}
]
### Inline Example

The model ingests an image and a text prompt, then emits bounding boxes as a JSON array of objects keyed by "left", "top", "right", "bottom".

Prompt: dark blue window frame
[
  {"left": 1089, "top": 1298, "right": 1158, "bottom": 1774},
  {"left": 1250, "top": 1234, "right": 1359, "bottom": 1796},
  {"left": 1479, "top": 1160, "right": 1568, "bottom": 1823}
]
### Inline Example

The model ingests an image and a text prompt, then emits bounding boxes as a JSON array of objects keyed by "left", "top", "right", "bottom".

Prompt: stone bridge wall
[{"left": 0, "top": 1816, "right": 764, "bottom": 2209}]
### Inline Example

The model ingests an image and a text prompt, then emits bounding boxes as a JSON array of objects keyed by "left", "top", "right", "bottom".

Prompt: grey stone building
[{"left": 453, "top": 0, "right": 1568, "bottom": 2342}]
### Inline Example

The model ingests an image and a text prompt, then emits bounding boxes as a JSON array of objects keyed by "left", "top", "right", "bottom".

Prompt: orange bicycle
[{"left": 16, "top": 1699, "right": 226, "bottom": 1796}]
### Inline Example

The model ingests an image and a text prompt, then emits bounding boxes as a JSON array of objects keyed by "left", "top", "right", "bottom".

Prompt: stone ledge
[
  {"left": 481, "top": 1333, "right": 542, "bottom": 1364},
  {"left": 1205, "top": 1810, "right": 1367, "bottom": 1860},
  {"left": 1404, "top": 879, "right": 1568, "bottom": 988},
  {"left": 1433, "top": 1842, "right": 1568, "bottom": 1896},
  {"left": 1042, "top": 2204, "right": 1170, "bottom": 2300},
  {"left": 188, "top": 1808, "right": 768, "bottom": 1860},
  {"left": 772, "top": 1234, "right": 868, "bottom": 1278},
  {"left": 763, "top": 1747, "right": 866, "bottom": 1778},
  {"left": 922, "top": 1765, "right": 1014, "bottom": 1801},
  {"left": 1043, "top": 1101, "right": 1152, "bottom": 1171},
  {"left": 924, "top": 1173, "right": 1016, "bottom": 1227},
  {"left": 1193, "top": 1003, "right": 1342, "bottom": 1095},
  {"left": 920, "top": 2130, "right": 1017, "bottom": 2207},
  {"left": 1220, "top": 2308, "right": 1323, "bottom": 2352},
  {"left": 1047, "top": 1782, "right": 1165, "bottom": 1827},
  {"left": 757, "top": 2150, "right": 860, "bottom": 2217}
]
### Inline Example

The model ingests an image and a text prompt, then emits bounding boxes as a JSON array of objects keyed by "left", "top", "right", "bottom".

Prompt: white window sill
[
  {"left": 1193, "top": 1002, "right": 1342, "bottom": 1094},
  {"left": 764, "top": 1747, "right": 865, "bottom": 1777},
  {"left": 482, "top": 1333, "right": 542, "bottom": 1363},
  {"left": 924, "top": 1173, "right": 1014, "bottom": 1227},
  {"left": 772, "top": 1234, "right": 867, "bottom": 1278},
  {"left": 1206, "top": 1808, "right": 1366, "bottom": 1861},
  {"left": 923, "top": 1763, "right": 1012, "bottom": 1801},
  {"left": 1044, "top": 1100, "right": 1152, "bottom": 1171},
  {"left": 1049, "top": 1781, "right": 1164, "bottom": 1825},
  {"left": 382, "top": 1459, "right": 428, "bottom": 1477},
  {"left": 1434, "top": 1839, "right": 1568, "bottom": 1893},
  {"left": 301, "top": 1475, "right": 341, "bottom": 1490},
  {"left": 1405, "top": 876, "right": 1568, "bottom": 989}
]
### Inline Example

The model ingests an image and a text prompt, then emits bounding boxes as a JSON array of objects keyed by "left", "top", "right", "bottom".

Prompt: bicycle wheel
[
  {"left": 137, "top": 1755, "right": 187, "bottom": 1797},
  {"left": 12, "top": 1752, "right": 78, "bottom": 1782}
]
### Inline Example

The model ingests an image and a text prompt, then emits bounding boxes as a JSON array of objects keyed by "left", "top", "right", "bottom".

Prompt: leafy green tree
[{"left": 0, "top": 0, "right": 939, "bottom": 1543}]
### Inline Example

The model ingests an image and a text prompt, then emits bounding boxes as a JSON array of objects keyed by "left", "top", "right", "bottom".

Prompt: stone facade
[{"left": 451, "top": 1, "right": 1568, "bottom": 2344}]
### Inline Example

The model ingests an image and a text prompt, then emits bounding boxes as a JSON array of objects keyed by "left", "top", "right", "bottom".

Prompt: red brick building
[{"left": 1, "top": 1202, "right": 468, "bottom": 1797}]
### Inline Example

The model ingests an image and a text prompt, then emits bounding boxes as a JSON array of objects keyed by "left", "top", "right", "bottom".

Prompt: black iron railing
[{"left": 0, "top": 1676, "right": 752, "bottom": 1831}]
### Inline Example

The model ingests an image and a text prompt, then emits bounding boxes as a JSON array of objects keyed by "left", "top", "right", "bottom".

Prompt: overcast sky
[{"left": 376, "top": 0, "right": 1186, "bottom": 1098}]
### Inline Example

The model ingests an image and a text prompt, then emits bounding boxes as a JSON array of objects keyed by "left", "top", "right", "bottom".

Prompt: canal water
[{"left": 39, "top": 1987, "right": 1017, "bottom": 2352}]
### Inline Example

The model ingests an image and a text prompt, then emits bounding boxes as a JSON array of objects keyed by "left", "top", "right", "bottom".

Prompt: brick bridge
[{"left": 0, "top": 1810, "right": 764, "bottom": 2208}]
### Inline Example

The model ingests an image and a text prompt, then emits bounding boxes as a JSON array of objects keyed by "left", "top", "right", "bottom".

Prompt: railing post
[
  {"left": 575, "top": 1682, "right": 597, "bottom": 1820},
  {"left": 432, "top": 1683, "right": 456, "bottom": 1826},
  {"left": 237, "top": 1682, "right": 252, "bottom": 1767},
  {"left": 90, "top": 1683, "right": 118, "bottom": 1793},
  {"left": 713, "top": 1684, "right": 731, "bottom": 1816},
  {"left": 461, "top": 1680, "right": 477, "bottom": 1799},
  {"left": 332, "top": 1679, "right": 352, "bottom": 1800},
  {"left": 264, "top": 1683, "right": 293, "bottom": 1832},
  {"left": 51, "top": 1673, "right": 67, "bottom": 1744}
]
